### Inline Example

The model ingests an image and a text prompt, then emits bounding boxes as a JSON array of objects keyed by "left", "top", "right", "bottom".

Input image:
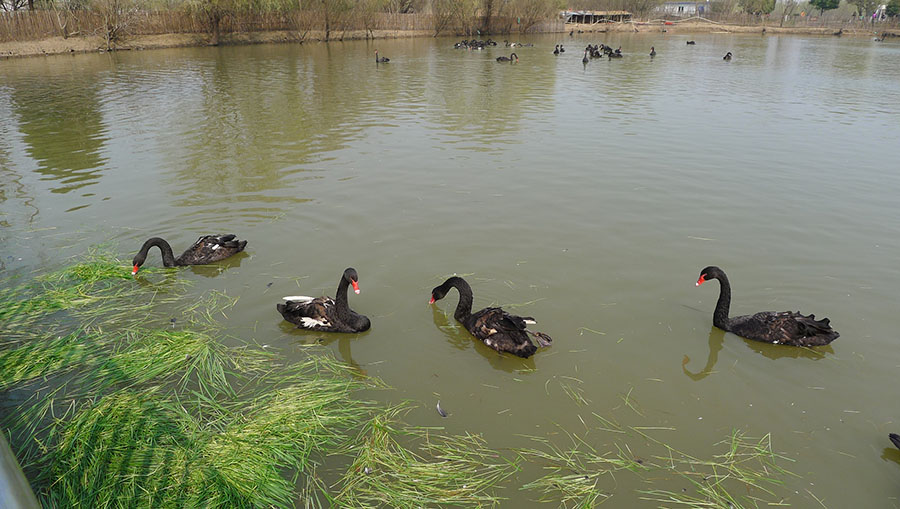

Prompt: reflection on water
[
  {"left": 683, "top": 326, "right": 832, "bottom": 380},
  {"left": 11, "top": 75, "right": 108, "bottom": 195}
]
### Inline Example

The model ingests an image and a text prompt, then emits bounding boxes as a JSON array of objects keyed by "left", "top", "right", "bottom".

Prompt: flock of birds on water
[
  {"left": 132, "top": 234, "right": 900, "bottom": 449},
  {"left": 372, "top": 38, "right": 737, "bottom": 66}
]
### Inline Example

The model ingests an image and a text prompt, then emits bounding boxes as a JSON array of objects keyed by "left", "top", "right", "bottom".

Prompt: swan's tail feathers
[
  {"left": 890, "top": 433, "right": 900, "bottom": 451},
  {"left": 522, "top": 317, "right": 537, "bottom": 325},
  {"left": 796, "top": 313, "right": 839, "bottom": 345},
  {"left": 529, "top": 331, "right": 553, "bottom": 348},
  {"left": 282, "top": 295, "right": 315, "bottom": 303},
  {"left": 218, "top": 234, "right": 237, "bottom": 242}
]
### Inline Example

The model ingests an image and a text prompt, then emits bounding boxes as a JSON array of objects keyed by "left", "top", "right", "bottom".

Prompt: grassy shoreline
[{"left": 1, "top": 21, "right": 895, "bottom": 60}]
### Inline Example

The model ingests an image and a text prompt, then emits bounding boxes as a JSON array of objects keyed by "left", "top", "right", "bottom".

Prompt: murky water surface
[{"left": 2, "top": 32, "right": 900, "bottom": 505}]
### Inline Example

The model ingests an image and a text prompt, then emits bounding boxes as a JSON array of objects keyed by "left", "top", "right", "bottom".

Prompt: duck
[
  {"left": 723, "top": 51, "right": 732, "bottom": 61},
  {"left": 650, "top": 46, "right": 656, "bottom": 57},
  {"left": 375, "top": 50, "right": 389, "bottom": 63},
  {"left": 891, "top": 433, "right": 900, "bottom": 450},
  {"left": 554, "top": 45, "right": 560, "bottom": 55},
  {"left": 696, "top": 266, "right": 839, "bottom": 347},
  {"left": 429, "top": 276, "right": 552, "bottom": 358},
  {"left": 496, "top": 53, "right": 518, "bottom": 62},
  {"left": 131, "top": 234, "right": 247, "bottom": 275},
  {"left": 277, "top": 268, "right": 370, "bottom": 333}
]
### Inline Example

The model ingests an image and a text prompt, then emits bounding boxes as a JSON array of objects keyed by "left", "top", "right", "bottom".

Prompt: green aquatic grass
[
  {"left": 336, "top": 405, "right": 519, "bottom": 508},
  {"left": 1, "top": 248, "right": 805, "bottom": 508}
]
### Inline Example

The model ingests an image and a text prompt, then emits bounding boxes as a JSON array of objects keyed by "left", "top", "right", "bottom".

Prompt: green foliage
[
  {"left": 808, "top": 0, "right": 839, "bottom": 15},
  {"left": 738, "top": 0, "right": 775, "bottom": 15},
  {"left": 886, "top": 0, "right": 899, "bottom": 16}
]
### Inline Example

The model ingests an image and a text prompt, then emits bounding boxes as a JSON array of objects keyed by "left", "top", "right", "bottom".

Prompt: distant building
[
  {"left": 560, "top": 10, "right": 634, "bottom": 23},
  {"left": 656, "top": 1, "right": 710, "bottom": 17}
]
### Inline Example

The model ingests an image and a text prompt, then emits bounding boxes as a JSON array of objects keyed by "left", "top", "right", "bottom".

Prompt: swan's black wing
[
  {"left": 177, "top": 234, "right": 247, "bottom": 265},
  {"left": 890, "top": 433, "right": 900, "bottom": 451},
  {"left": 729, "top": 311, "right": 839, "bottom": 347},
  {"left": 464, "top": 307, "right": 550, "bottom": 358},
  {"left": 277, "top": 296, "right": 336, "bottom": 330}
]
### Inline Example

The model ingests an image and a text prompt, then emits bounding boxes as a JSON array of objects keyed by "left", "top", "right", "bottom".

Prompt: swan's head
[
  {"left": 131, "top": 253, "right": 147, "bottom": 275},
  {"left": 429, "top": 285, "right": 447, "bottom": 304},
  {"left": 696, "top": 266, "right": 723, "bottom": 286},
  {"left": 343, "top": 267, "right": 360, "bottom": 294}
]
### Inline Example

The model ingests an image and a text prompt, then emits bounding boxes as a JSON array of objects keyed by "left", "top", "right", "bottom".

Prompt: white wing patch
[
  {"left": 283, "top": 296, "right": 315, "bottom": 303},
  {"left": 523, "top": 319, "right": 536, "bottom": 324},
  {"left": 300, "top": 317, "right": 331, "bottom": 328},
  {"left": 211, "top": 244, "right": 220, "bottom": 251}
]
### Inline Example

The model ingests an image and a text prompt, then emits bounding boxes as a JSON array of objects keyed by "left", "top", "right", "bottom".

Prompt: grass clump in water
[{"left": 337, "top": 405, "right": 519, "bottom": 508}]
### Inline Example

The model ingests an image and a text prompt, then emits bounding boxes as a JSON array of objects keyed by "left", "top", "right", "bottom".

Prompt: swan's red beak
[
  {"left": 132, "top": 265, "right": 139, "bottom": 276},
  {"left": 429, "top": 296, "right": 435, "bottom": 304},
  {"left": 696, "top": 274, "right": 706, "bottom": 286},
  {"left": 351, "top": 280, "right": 360, "bottom": 294}
]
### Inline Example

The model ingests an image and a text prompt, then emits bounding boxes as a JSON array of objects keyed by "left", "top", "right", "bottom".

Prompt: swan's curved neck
[
  {"left": 445, "top": 277, "right": 474, "bottom": 322},
  {"left": 712, "top": 274, "right": 732, "bottom": 329},
  {"left": 138, "top": 238, "right": 177, "bottom": 267}
]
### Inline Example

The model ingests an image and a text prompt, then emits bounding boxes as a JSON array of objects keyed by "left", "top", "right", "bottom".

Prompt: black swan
[
  {"left": 131, "top": 234, "right": 247, "bottom": 275},
  {"left": 554, "top": 45, "right": 560, "bottom": 55},
  {"left": 650, "top": 46, "right": 656, "bottom": 57},
  {"left": 277, "top": 268, "right": 370, "bottom": 333},
  {"left": 696, "top": 266, "right": 839, "bottom": 347},
  {"left": 891, "top": 433, "right": 900, "bottom": 450},
  {"left": 686, "top": 40, "right": 696, "bottom": 45},
  {"left": 496, "top": 53, "right": 518, "bottom": 62},
  {"left": 429, "top": 276, "right": 552, "bottom": 358},
  {"left": 582, "top": 49, "right": 589, "bottom": 63},
  {"left": 375, "top": 50, "right": 389, "bottom": 63},
  {"left": 723, "top": 52, "right": 732, "bottom": 61},
  {"left": 559, "top": 45, "right": 565, "bottom": 52}
]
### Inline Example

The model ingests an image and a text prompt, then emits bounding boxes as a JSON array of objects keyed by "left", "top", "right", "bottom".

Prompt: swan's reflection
[
  {"left": 430, "top": 305, "right": 536, "bottom": 373},
  {"left": 186, "top": 251, "right": 250, "bottom": 278},
  {"left": 278, "top": 321, "right": 368, "bottom": 377},
  {"left": 880, "top": 447, "right": 900, "bottom": 466},
  {"left": 682, "top": 327, "right": 725, "bottom": 381},
  {"left": 683, "top": 326, "right": 833, "bottom": 381}
]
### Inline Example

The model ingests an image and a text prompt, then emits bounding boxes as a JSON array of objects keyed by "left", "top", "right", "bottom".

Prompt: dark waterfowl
[
  {"left": 559, "top": 44, "right": 565, "bottom": 52},
  {"left": 375, "top": 50, "right": 390, "bottom": 63},
  {"left": 132, "top": 234, "right": 247, "bottom": 275},
  {"left": 891, "top": 433, "right": 900, "bottom": 450},
  {"left": 650, "top": 46, "right": 656, "bottom": 57},
  {"left": 723, "top": 51, "right": 732, "bottom": 61},
  {"left": 582, "top": 49, "right": 589, "bottom": 63},
  {"left": 429, "top": 276, "right": 552, "bottom": 358},
  {"left": 686, "top": 40, "right": 696, "bottom": 45},
  {"left": 277, "top": 268, "right": 370, "bottom": 333},
  {"left": 696, "top": 266, "right": 839, "bottom": 347},
  {"left": 496, "top": 52, "right": 518, "bottom": 62}
]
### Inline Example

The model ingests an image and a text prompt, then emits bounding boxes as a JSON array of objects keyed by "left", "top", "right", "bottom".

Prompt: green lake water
[{"left": 2, "top": 32, "right": 900, "bottom": 506}]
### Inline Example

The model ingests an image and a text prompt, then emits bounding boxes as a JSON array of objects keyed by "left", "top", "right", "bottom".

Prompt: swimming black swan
[
  {"left": 891, "top": 433, "right": 900, "bottom": 450},
  {"left": 650, "top": 46, "right": 656, "bottom": 57},
  {"left": 277, "top": 268, "right": 371, "bottom": 333},
  {"left": 496, "top": 53, "right": 518, "bottom": 62},
  {"left": 375, "top": 50, "right": 389, "bottom": 63},
  {"left": 686, "top": 40, "right": 696, "bottom": 45},
  {"left": 131, "top": 234, "right": 247, "bottom": 275},
  {"left": 582, "top": 49, "right": 589, "bottom": 63},
  {"left": 723, "top": 52, "right": 732, "bottom": 61},
  {"left": 559, "top": 45, "right": 565, "bottom": 52},
  {"left": 554, "top": 45, "right": 560, "bottom": 55},
  {"left": 696, "top": 266, "right": 839, "bottom": 347},
  {"left": 429, "top": 276, "right": 552, "bottom": 358}
]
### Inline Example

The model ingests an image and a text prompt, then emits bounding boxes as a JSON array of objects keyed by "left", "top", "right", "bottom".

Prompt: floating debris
[{"left": 436, "top": 401, "right": 448, "bottom": 417}]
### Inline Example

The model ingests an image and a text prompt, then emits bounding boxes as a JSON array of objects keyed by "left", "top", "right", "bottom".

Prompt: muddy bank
[{"left": 0, "top": 23, "right": 895, "bottom": 59}]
